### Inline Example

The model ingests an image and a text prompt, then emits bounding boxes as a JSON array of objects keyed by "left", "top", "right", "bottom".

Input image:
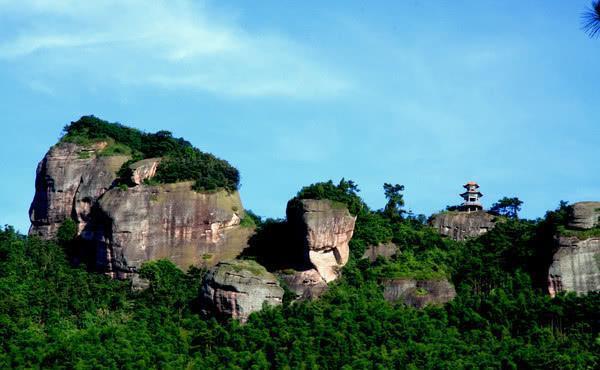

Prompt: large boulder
[
  {"left": 97, "top": 182, "right": 252, "bottom": 278},
  {"left": 29, "top": 142, "right": 130, "bottom": 238},
  {"left": 568, "top": 202, "right": 600, "bottom": 230},
  {"left": 383, "top": 278, "right": 456, "bottom": 308},
  {"left": 278, "top": 268, "right": 328, "bottom": 300},
  {"left": 548, "top": 236, "right": 600, "bottom": 297},
  {"left": 429, "top": 211, "right": 497, "bottom": 241},
  {"left": 286, "top": 199, "right": 356, "bottom": 282},
  {"left": 362, "top": 242, "right": 398, "bottom": 262},
  {"left": 201, "top": 260, "right": 284, "bottom": 323}
]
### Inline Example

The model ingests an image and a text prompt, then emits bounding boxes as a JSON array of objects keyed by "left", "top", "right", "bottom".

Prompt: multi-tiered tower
[{"left": 460, "top": 181, "right": 483, "bottom": 212}]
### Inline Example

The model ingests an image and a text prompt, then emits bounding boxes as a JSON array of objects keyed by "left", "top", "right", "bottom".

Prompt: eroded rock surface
[
  {"left": 568, "top": 202, "right": 600, "bottom": 230},
  {"left": 129, "top": 158, "right": 161, "bottom": 185},
  {"left": 430, "top": 211, "right": 497, "bottom": 241},
  {"left": 548, "top": 237, "right": 600, "bottom": 297},
  {"left": 278, "top": 269, "right": 328, "bottom": 300},
  {"left": 362, "top": 242, "right": 398, "bottom": 262},
  {"left": 97, "top": 182, "right": 251, "bottom": 277},
  {"left": 287, "top": 199, "right": 356, "bottom": 282},
  {"left": 201, "top": 260, "right": 284, "bottom": 323},
  {"left": 383, "top": 278, "right": 456, "bottom": 308},
  {"left": 29, "top": 142, "right": 130, "bottom": 238}
]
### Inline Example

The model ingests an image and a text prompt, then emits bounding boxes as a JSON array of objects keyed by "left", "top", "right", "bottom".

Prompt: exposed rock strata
[
  {"left": 429, "top": 211, "right": 497, "bottom": 241},
  {"left": 287, "top": 199, "right": 356, "bottom": 282},
  {"left": 97, "top": 182, "right": 251, "bottom": 277},
  {"left": 29, "top": 142, "right": 130, "bottom": 238},
  {"left": 568, "top": 201, "right": 600, "bottom": 230},
  {"left": 201, "top": 260, "right": 284, "bottom": 323},
  {"left": 362, "top": 242, "right": 398, "bottom": 262},
  {"left": 278, "top": 269, "right": 328, "bottom": 300},
  {"left": 129, "top": 158, "right": 161, "bottom": 185},
  {"left": 548, "top": 237, "right": 600, "bottom": 297},
  {"left": 383, "top": 278, "right": 456, "bottom": 308}
]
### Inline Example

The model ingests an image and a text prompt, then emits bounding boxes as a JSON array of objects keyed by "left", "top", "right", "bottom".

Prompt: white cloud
[{"left": 0, "top": 0, "right": 350, "bottom": 98}]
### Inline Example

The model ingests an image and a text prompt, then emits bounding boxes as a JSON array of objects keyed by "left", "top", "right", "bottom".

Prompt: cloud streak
[{"left": 0, "top": 0, "right": 350, "bottom": 98}]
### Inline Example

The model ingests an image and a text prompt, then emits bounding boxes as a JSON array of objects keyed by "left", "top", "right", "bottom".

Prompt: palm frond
[{"left": 582, "top": 0, "right": 600, "bottom": 38}]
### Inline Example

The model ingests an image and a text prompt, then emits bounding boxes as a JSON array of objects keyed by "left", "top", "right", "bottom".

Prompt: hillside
[{"left": 0, "top": 118, "right": 598, "bottom": 368}]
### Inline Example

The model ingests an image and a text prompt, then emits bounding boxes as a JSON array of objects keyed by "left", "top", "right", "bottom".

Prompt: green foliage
[
  {"left": 295, "top": 178, "right": 364, "bottom": 216},
  {"left": 56, "top": 218, "right": 77, "bottom": 246},
  {"left": 62, "top": 115, "right": 240, "bottom": 191},
  {"left": 490, "top": 196, "right": 524, "bottom": 218},
  {"left": 383, "top": 183, "right": 406, "bottom": 219},
  {"left": 1, "top": 192, "right": 599, "bottom": 368}
]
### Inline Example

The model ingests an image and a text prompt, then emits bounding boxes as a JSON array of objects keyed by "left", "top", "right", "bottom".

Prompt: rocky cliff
[
  {"left": 429, "top": 211, "right": 497, "bottom": 241},
  {"left": 286, "top": 199, "right": 356, "bottom": 283},
  {"left": 382, "top": 278, "right": 456, "bottom": 308},
  {"left": 97, "top": 182, "right": 251, "bottom": 278},
  {"left": 201, "top": 260, "right": 284, "bottom": 323},
  {"left": 547, "top": 201, "right": 600, "bottom": 297},
  {"left": 29, "top": 142, "right": 130, "bottom": 238},
  {"left": 548, "top": 236, "right": 600, "bottom": 297},
  {"left": 29, "top": 142, "right": 251, "bottom": 278}
]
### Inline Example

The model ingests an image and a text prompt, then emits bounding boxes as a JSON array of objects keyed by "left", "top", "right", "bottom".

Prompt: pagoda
[{"left": 460, "top": 181, "right": 483, "bottom": 212}]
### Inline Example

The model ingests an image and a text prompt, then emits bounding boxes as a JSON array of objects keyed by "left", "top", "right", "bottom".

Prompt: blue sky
[{"left": 1, "top": 0, "right": 599, "bottom": 233}]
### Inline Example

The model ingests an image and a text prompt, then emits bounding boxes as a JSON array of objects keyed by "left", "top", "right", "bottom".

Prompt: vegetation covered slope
[
  {"left": 1, "top": 180, "right": 598, "bottom": 368},
  {"left": 61, "top": 116, "right": 240, "bottom": 192}
]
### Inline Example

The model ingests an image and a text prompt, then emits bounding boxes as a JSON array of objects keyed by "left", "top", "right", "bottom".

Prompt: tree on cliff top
[
  {"left": 61, "top": 115, "right": 240, "bottom": 192},
  {"left": 490, "top": 197, "right": 524, "bottom": 218}
]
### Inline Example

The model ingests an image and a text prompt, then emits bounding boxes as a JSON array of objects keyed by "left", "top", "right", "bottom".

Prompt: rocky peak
[
  {"left": 200, "top": 260, "right": 284, "bottom": 323},
  {"left": 568, "top": 201, "right": 600, "bottom": 230},
  {"left": 286, "top": 199, "right": 356, "bottom": 283}
]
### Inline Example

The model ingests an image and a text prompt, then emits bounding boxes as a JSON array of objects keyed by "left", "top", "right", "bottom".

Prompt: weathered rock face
[
  {"left": 568, "top": 202, "right": 600, "bottom": 230},
  {"left": 29, "top": 142, "right": 130, "bottom": 238},
  {"left": 201, "top": 260, "right": 284, "bottom": 323},
  {"left": 129, "top": 158, "right": 161, "bottom": 185},
  {"left": 429, "top": 211, "right": 497, "bottom": 241},
  {"left": 97, "top": 182, "right": 251, "bottom": 277},
  {"left": 548, "top": 236, "right": 600, "bottom": 297},
  {"left": 383, "top": 278, "right": 456, "bottom": 308},
  {"left": 278, "top": 269, "right": 328, "bottom": 300},
  {"left": 286, "top": 199, "right": 356, "bottom": 283},
  {"left": 362, "top": 242, "right": 398, "bottom": 262}
]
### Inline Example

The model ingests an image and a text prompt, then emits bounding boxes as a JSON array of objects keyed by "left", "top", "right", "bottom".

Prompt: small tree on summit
[
  {"left": 383, "top": 183, "right": 406, "bottom": 220},
  {"left": 490, "top": 197, "right": 524, "bottom": 219}
]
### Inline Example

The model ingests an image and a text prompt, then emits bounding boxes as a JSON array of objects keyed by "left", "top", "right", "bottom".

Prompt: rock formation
[
  {"left": 286, "top": 199, "right": 356, "bottom": 283},
  {"left": 129, "top": 158, "right": 161, "bottom": 185},
  {"left": 547, "top": 201, "right": 600, "bottom": 297},
  {"left": 278, "top": 269, "right": 328, "bottom": 300},
  {"left": 568, "top": 201, "right": 600, "bottom": 230},
  {"left": 201, "top": 260, "right": 284, "bottom": 323},
  {"left": 382, "top": 278, "right": 456, "bottom": 308},
  {"left": 429, "top": 211, "right": 497, "bottom": 241},
  {"left": 362, "top": 242, "right": 398, "bottom": 262},
  {"left": 97, "top": 182, "right": 251, "bottom": 277},
  {"left": 29, "top": 142, "right": 130, "bottom": 238},
  {"left": 548, "top": 236, "right": 600, "bottom": 297},
  {"left": 29, "top": 142, "right": 251, "bottom": 278}
]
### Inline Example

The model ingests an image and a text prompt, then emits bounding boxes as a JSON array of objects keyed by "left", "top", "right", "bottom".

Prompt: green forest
[{"left": 1, "top": 180, "right": 598, "bottom": 369}]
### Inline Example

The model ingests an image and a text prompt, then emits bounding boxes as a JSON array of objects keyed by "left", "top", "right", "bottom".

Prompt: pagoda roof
[
  {"left": 463, "top": 181, "right": 480, "bottom": 188},
  {"left": 461, "top": 191, "right": 483, "bottom": 197}
]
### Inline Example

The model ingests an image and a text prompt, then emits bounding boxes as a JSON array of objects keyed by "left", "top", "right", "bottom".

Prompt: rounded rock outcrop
[
  {"left": 429, "top": 211, "right": 497, "bottom": 241},
  {"left": 201, "top": 260, "right": 284, "bottom": 323}
]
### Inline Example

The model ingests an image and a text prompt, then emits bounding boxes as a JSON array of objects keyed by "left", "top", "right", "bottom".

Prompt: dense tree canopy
[
  {"left": 0, "top": 183, "right": 598, "bottom": 368},
  {"left": 62, "top": 116, "right": 240, "bottom": 192}
]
